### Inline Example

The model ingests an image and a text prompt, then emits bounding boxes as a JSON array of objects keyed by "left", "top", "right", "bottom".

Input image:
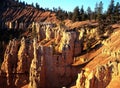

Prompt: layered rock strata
[
  {"left": 0, "top": 22, "right": 84, "bottom": 88},
  {"left": 1, "top": 37, "right": 33, "bottom": 88},
  {"left": 29, "top": 29, "right": 82, "bottom": 87},
  {"left": 75, "top": 60, "right": 120, "bottom": 88}
]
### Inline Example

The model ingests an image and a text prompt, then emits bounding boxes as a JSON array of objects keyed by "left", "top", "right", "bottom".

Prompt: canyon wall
[
  {"left": 75, "top": 60, "right": 120, "bottom": 88},
  {"left": 1, "top": 1, "right": 120, "bottom": 88},
  {"left": 0, "top": 22, "right": 84, "bottom": 88},
  {"left": 1, "top": 37, "right": 33, "bottom": 88},
  {"left": 1, "top": 21, "right": 119, "bottom": 88},
  {"left": 74, "top": 28, "right": 120, "bottom": 88},
  {"left": 29, "top": 23, "right": 83, "bottom": 88}
]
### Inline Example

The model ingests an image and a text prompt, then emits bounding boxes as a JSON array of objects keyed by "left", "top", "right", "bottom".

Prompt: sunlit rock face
[
  {"left": 15, "top": 37, "right": 33, "bottom": 87},
  {"left": 29, "top": 25, "right": 82, "bottom": 87},
  {"left": 1, "top": 21, "right": 120, "bottom": 88},
  {"left": 0, "top": 22, "right": 84, "bottom": 88},
  {"left": 0, "top": 38, "right": 34, "bottom": 88},
  {"left": 29, "top": 39, "right": 43, "bottom": 88},
  {"left": 3, "top": 0, "right": 120, "bottom": 88},
  {"left": 1, "top": 39, "right": 18, "bottom": 87},
  {"left": 75, "top": 60, "right": 120, "bottom": 88}
]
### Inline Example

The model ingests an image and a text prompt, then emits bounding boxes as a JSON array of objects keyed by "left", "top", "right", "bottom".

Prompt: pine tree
[
  {"left": 56, "top": 7, "right": 64, "bottom": 21},
  {"left": 64, "top": 11, "right": 68, "bottom": 19},
  {"left": 87, "top": 7, "right": 92, "bottom": 20},
  {"left": 68, "top": 12, "right": 73, "bottom": 20},
  {"left": 114, "top": 2, "right": 120, "bottom": 22},
  {"left": 98, "top": 1, "right": 103, "bottom": 14},
  {"left": 97, "top": 1, "right": 103, "bottom": 21},
  {"left": 35, "top": 3, "right": 40, "bottom": 9},
  {"left": 107, "top": 0, "right": 114, "bottom": 15},
  {"left": 72, "top": 6, "right": 80, "bottom": 22},
  {"left": 22, "top": 1, "right": 25, "bottom": 6},
  {"left": 80, "top": 5, "right": 85, "bottom": 21},
  {"left": 107, "top": 0, "right": 115, "bottom": 23},
  {"left": 31, "top": 3, "right": 34, "bottom": 7},
  {"left": 94, "top": 3, "right": 98, "bottom": 21},
  {"left": 53, "top": 7, "right": 57, "bottom": 12}
]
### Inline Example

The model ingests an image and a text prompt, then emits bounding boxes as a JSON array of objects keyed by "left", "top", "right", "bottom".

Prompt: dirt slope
[{"left": 0, "top": 0, "right": 58, "bottom": 23}]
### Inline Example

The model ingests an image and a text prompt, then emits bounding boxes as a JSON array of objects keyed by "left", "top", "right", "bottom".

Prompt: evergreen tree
[
  {"left": 56, "top": 7, "right": 63, "bottom": 21},
  {"left": 97, "top": 1, "right": 103, "bottom": 21},
  {"left": 98, "top": 1, "right": 103, "bottom": 14},
  {"left": 68, "top": 12, "right": 73, "bottom": 20},
  {"left": 31, "top": 3, "right": 34, "bottom": 7},
  {"left": 56, "top": 7, "right": 68, "bottom": 21},
  {"left": 114, "top": 2, "right": 120, "bottom": 22},
  {"left": 87, "top": 7, "right": 92, "bottom": 20},
  {"left": 35, "top": 3, "right": 40, "bottom": 9},
  {"left": 72, "top": 6, "right": 80, "bottom": 22},
  {"left": 107, "top": 0, "right": 115, "bottom": 23},
  {"left": 22, "top": 1, "right": 25, "bottom": 6},
  {"left": 64, "top": 11, "right": 68, "bottom": 19},
  {"left": 107, "top": 0, "right": 114, "bottom": 15},
  {"left": 80, "top": 5, "right": 85, "bottom": 21},
  {"left": 53, "top": 7, "right": 57, "bottom": 12},
  {"left": 94, "top": 3, "right": 98, "bottom": 21}
]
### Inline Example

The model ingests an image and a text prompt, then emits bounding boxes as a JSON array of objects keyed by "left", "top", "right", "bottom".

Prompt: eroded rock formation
[
  {"left": 1, "top": 1, "right": 120, "bottom": 88},
  {"left": 0, "top": 22, "right": 84, "bottom": 88},
  {"left": 75, "top": 60, "right": 120, "bottom": 88},
  {"left": 0, "top": 37, "right": 33, "bottom": 88},
  {"left": 29, "top": 39, "right": 43, "bottom": 88},
  {"left": 1, "top": 20, "right": 120, "bottom": 88},
  {"left": 29, "top": 24, "right": 83, "bottom": 87},
  {"left": 1, "top": 39, "right": 18, "bottom": 87}
]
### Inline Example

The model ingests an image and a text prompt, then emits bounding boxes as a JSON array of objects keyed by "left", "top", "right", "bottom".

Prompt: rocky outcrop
[
  {"left": 0, "top": 37, "right": 33, "bottom": 88},
  {"left": 2, "top": 0, "right": 120, "bottom": 88},
  {"left": 1, "top": 39, "right": 18, "bottom": 87},
  {"left": 0, "top": 70, "right": 7, "bottom": 88},
  {"left": 29, "top": 39, "right": 44, "bottom": 88},
  {"left": 75, "top": 60, "right": 120, "bottom": 88},
  {"left": 0, "top": 2, "right": 58, "bottom": 29},
  {"left": 29, "top": 30, "right": 79, "bottom": 88},
  {"left": 0, "top": 22, "right": 99, "bottom": 88},
  {"left": 28, "top": 23, "right": 85, "bottom": 88},
  {"left": 17, "top": 37, "right": 27, "bottom": 72},
  {"left": 15, "top": 37, "right": 33, "bottom": 87}
]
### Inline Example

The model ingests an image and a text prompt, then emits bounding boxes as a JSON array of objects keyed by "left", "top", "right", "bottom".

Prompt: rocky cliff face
[
  {"left": 15, "top": 37, "right": 33, "bottom": 87},
  {"left": 1, "top": 39, "right": 18, "bottom": 87},
  {"left": 0, "top": 0, "right": 58, "bottom": 30},
  {"left": 74, "top": 27, "right": 120, "bottom": 88},
  {"left": 1, "top": 4, "right": 120, "bottom": 87},
  {"left": 0, "top": 22, "right": 84, "bottom": 88},
  {"left": 29, "top": 23, "right": 83, "bottom": 88},
  {"left": 2, "top": 1, "right": 120, "bottom": 88},
  {"left": 29, "top": 39, "right": 43, "bottom": 88},
  {"left": 0, "top": 37, "right": 33, "bottom": 88},
  {"left": 75, "top": 60, "right": 120, "bottom": 88}
]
